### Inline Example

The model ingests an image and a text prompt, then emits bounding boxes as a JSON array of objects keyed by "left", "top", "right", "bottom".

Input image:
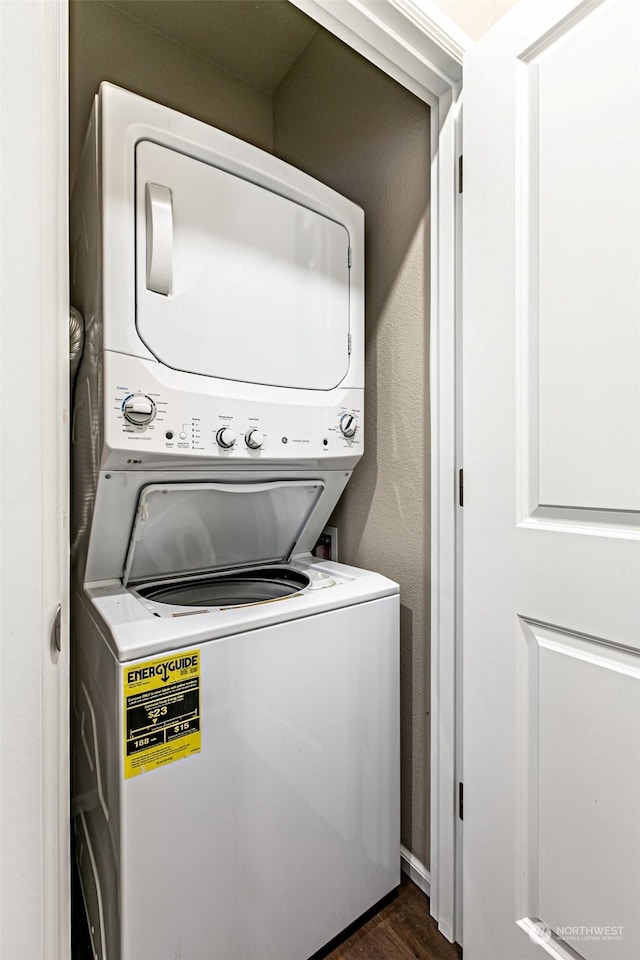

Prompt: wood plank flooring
[{"left": 314, "top": 876, "right": 461, "bottom": 960}]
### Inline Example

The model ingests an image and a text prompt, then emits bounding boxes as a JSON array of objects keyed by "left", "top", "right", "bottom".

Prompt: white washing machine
[{"left": 71, "top": 84, "right": 399, "bottom": 960}]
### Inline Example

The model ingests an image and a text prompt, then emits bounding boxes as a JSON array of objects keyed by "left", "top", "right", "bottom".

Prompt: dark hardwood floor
[
  {"left": 315, "top": 876, "right": 461, "bottom": 960},
  {"left": 73, "top": 866, "right": 460, "bottom": 960}
]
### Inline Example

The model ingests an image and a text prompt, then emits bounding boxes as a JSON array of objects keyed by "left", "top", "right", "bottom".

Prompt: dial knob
[
  {"left": 245, "top": 429, "right": 264, "bottom": 450},
  {"left": 216, "top": 427, "right": 237, "bottom": 449},
  {"left": 122, "top": 394, "right": 155, "bottom": 426},
  {"left": 339, "top": 413, "right": 358, "bottom": 438}
]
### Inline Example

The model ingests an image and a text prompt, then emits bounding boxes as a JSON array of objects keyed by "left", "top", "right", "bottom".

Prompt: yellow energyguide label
[{"left": 123, "top": 649, "right": 201, "bottom": 779}]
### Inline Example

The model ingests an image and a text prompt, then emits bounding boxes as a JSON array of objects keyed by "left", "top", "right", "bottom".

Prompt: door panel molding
[
  {"left": 515, "top": 0, "right": 640, "bottom": 529},
  {"left": 517, "top": 618, "right": 640, "bottom": 960},
  {"left": 515, "top": 0, "right": 640, "bottom": 539}
]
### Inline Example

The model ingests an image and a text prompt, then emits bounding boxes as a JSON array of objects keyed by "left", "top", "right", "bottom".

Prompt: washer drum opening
[{"left": 137, "top": 566, "right": 310, "bottom": 607}]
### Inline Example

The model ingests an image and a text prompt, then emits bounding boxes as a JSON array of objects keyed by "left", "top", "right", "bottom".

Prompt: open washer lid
[{"left": 123, "top": 480, "right": 324, "bottom": 586}]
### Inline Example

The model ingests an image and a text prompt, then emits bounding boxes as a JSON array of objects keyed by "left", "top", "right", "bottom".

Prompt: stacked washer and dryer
[{"left": 70, "top": 83, "right": 399, "bottom": 960}]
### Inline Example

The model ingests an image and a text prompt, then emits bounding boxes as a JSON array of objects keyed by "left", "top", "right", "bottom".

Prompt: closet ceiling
[{"left": 105, "top": 0, "right": 318, "bottom": 93}]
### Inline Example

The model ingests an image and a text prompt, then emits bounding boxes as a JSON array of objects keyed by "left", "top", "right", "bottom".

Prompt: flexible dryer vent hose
[
  {"left": 69, "top": 306, "right": 84, "bottom": 384},
  {"left": 70, "top": 307, "right": 102, "bottom": 575}
]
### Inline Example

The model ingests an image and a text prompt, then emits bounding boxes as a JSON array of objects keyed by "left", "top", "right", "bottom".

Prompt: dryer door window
[{"left": 135, "top": 141, "right": 351, "bottom": 391}]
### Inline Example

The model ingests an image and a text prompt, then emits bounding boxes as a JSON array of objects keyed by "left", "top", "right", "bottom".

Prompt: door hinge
[
  {"left": 348, "top": 246, "right": 352, "bottom": 268},
  {"left": 458, "top": 154, "right": 463, "bottom": 194},
  {"left": 458, "top": 468, "right": 464, "bottom": 507},
  {"left": 348, "top": 333, "right": 352, "bottom": 354},
  {"left": 458, "top": 782, "right": 464, "bottom": 820}
]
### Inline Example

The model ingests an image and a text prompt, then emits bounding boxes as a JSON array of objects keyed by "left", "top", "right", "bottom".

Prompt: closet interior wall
[
  {"left": 273, "top": 37, "right": 431, "bottom": 869},
  {"left": 69, "top": 0, "right": 431, "bottom": 873}
]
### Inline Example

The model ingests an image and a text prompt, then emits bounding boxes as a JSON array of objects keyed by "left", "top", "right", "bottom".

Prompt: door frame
[
  {"left": 6, "top": 1, "right": 467, "bottom": 955},
  {"left": 290, "top": 0, "right": 468, "bottom": 940}
]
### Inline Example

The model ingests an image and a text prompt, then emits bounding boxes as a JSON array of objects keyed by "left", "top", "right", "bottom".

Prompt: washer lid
[{"left": 123, "top": 480, "right": 325, "bottom": 586}]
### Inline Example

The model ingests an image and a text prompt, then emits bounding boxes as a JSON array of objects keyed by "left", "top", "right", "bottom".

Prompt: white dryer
[{"left": 71, "top": 84, "right": 399, "bottom": 960}]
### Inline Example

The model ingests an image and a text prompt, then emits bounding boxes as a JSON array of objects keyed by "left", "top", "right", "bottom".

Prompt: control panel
[{"left": 105, "top": 353, "right": 363, "bottom": 467}]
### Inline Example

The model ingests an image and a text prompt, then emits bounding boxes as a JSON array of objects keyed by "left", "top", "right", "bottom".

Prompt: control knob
[
  {"left": 122, "top": 394, "right": 155, "bottom": 426},
  {"left": 245, "top": 429, "right": 264, "bottom": 450},
  {"left": 216, "top": 427, "right": 237, "bottom": 449},
  {"left": 339, "top": 413, "right": 358, "bottom": 438}
]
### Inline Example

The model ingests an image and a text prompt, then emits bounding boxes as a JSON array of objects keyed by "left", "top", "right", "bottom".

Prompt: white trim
[
  {"left": 453, "top": 95, "right": 465, "bottom": 948},
  {"left": 288, "top": 0, "right": 464, "bottom": 942},
  {"left": 428, "top": 79, "right": 461, "bottom": 949},
  {"left": 401, "top": 845, "right": 432, "bottom": 898},
  {"left": 385, "top": 0, "right": 470, "bottom": 65},
  {"left": 291, "top": 0, "right": 467, "bottom": 101},
  {"left": 0, "top": 2, "right": 70, "bottom": 959}
]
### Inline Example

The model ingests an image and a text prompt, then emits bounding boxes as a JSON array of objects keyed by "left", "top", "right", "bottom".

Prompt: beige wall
[
  {"left": 274, "top": 33, "right": 431, "bottom": 868},
  {"left": 69, "top": 0, "right": 272, "bottom": 186},
  {"left": 431, "top": 0, "right": 517, "bottom": 40}
]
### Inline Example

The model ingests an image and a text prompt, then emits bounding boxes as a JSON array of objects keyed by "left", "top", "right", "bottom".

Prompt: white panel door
[
  {"left": 463, "top": 2, "right": 640, "bottom": 959},
  {"left": 135, "top": 141, "right": 351, "bottom": 390}
]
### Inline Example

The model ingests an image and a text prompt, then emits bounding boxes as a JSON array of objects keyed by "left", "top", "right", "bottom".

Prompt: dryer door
[{"left": 135, "top": 141, "right": 351, "bottom": 390}]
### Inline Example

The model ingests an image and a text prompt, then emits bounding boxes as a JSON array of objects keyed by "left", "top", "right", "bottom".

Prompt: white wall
[{"left": 431, "top": 0, "right": 517, "bottom": 39}]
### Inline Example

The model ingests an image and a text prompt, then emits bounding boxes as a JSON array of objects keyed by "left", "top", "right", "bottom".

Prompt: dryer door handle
[{"left": 145, "top": 183, "right": 173, "bottom": 296}]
